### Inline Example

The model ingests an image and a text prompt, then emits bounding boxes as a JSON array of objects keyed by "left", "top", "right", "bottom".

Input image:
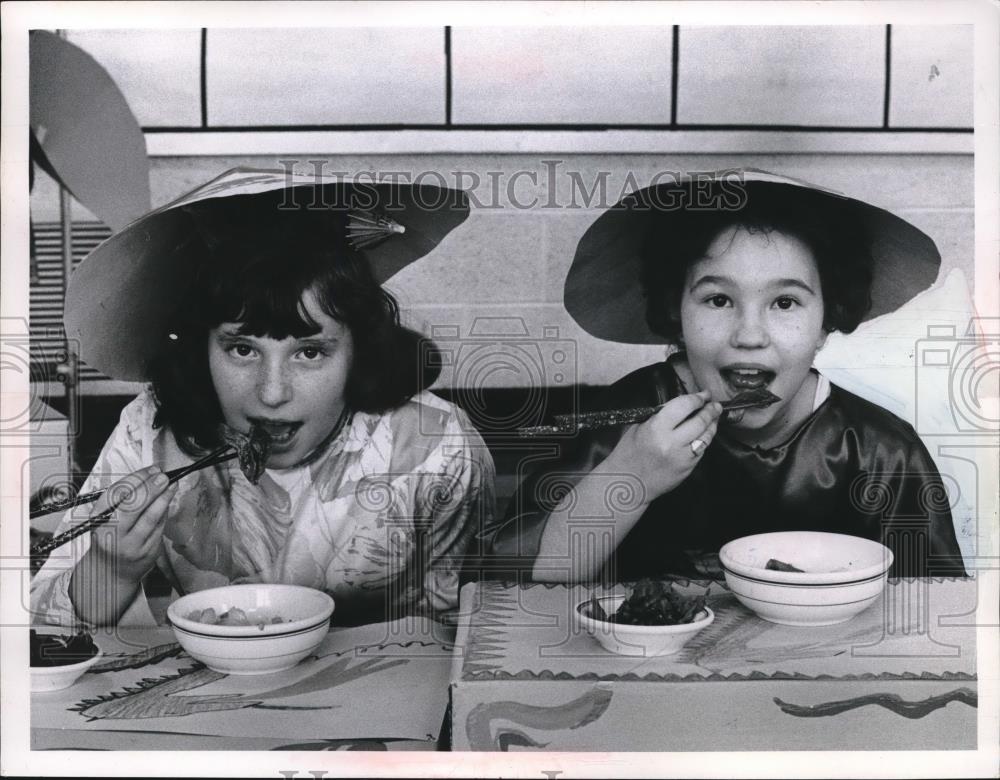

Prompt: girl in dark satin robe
[{"left": 482, "top": 172, "right": 967, "bottom": 581}]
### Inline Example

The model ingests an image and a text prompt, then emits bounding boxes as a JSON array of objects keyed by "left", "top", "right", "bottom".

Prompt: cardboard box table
[{"left": 450, "top": 579, "right": 977, "bottom": 751}]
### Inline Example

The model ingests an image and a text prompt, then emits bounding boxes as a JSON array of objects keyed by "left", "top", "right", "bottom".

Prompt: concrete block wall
[{"left": 30, "top": 152, "right": 974, "bottom": 390}]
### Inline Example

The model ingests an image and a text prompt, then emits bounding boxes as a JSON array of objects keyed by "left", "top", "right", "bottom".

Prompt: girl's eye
[
  {"left": 774, "top": 296, "right": 799, "bottom": 311},
  {"left": 228, "top": 343, "right": 255, "bottom": 358},
  {"left": 299, "top": 347, "right": 324, "bottom": 360},
  {"left": 705, "top": 294, "right": 730, "bottom": 308}
]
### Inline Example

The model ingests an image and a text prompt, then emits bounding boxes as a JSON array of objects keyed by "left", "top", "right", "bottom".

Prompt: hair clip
[{"left": 346, "top": 208, "right": 406, "bottom": 250}]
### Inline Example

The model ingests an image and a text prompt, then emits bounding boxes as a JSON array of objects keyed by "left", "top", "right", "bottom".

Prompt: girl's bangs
[
  {"left": 187, "top": 197, "right": 351, "bottom": 339},
  {"left": 202, "top": 264, "right": 324, "bottom": 339}
]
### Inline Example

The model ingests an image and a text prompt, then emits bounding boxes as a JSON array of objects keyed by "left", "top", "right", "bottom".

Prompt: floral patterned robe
[{"left": 31, "top": 389, "right": 495, "bottom": 627}]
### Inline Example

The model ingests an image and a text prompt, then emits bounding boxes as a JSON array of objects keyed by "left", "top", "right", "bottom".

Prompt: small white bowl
[
  {"left": 31, "top": 649, "right": 103, "bottom": 692},
  {"left": 167, "top": 584, "right": 334, "bottom": 675},
  {"left": 576, "top": 595, "right": 714, "bottom": 657},
  {"left": 719, "top": 531, "right": 893, "bottom": 626}
]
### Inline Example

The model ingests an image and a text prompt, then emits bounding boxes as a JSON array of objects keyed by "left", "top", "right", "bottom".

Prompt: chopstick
[
  {"left": 30, "top": 445, "right": 235, "bottom": 559},
  {"left": 517, "top": 392, "right": 780, "bottom": 437},
  {"left": 30, "top": 446, "right": 235, "bottom": 520}
]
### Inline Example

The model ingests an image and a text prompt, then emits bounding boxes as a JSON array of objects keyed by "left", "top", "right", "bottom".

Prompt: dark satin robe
[{"left": 483, "top": 357, "right": 967, "bottom": 580}]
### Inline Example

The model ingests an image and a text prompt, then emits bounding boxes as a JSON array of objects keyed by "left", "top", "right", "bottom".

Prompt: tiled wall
[
  {"left": 31, "top": 26, "right": 975, "bottom": 390},
  {"left": 63, "top": 25, "right": 974, "bottom": 129}
]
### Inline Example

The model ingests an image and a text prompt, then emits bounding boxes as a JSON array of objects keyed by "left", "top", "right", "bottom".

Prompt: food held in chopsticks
[
  {"left": 29, "top": 425, "right": 272, "bottom": 559},
  {"left": 716, "top": 387, "right": 782, "bottom": 413},
  {"left": 220, "top": 423, "right": 272, "bottom": 485},
  {"left": 518, "top": 388, "right": 781, "bottom": 437}
]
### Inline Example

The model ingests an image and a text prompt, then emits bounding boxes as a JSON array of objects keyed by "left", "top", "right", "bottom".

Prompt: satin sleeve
[
  {"left": 477, "top": 362, "right": 677, "bottom": 579},
  {"left": 863, "top": 435, "right": 967, "bottom": 578}
]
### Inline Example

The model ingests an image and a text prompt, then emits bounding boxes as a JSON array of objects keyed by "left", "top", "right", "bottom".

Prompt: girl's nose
[
  {"left": 257, "top": 360, "right": 292, "bottom": 406},
  {"left": 730, "top": 309, "right": 770, "bottom": 349}
]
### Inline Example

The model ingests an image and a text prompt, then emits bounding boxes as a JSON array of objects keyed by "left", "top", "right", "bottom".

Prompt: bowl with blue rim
[
  {"left": 719, "top": 531, "right": 893, "bottom": 626},
  {"left": 167, "top": 584, "right": 334, "bottom": 674}
]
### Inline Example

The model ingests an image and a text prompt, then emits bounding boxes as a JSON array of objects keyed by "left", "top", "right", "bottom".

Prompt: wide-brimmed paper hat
[
  {"left": 64, "top": 167, "right": 470, "bottom": 380},
  {"left": 564, "top": 169, "right": 942, "bottom": 345}
]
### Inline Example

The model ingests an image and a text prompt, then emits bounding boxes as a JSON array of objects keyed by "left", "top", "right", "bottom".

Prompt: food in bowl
[
  {"left": 719, "top": 531, "right": 893, "bottom": 626},
  {"left": 185, "top": 607, "right": 286, "bottom": 629},
  {"left": 30, "top": 630, "right": 98, "bottom": 667},
  {"left": 589, "top": 578, "right": 708, "bottom": 626},
  {"left": 765, "top": 558, "right": 804, "bottom": 573},
  {"left": 577, "top": 580, "right": 715, "bottom": 657},
  {"left": 167, "top": 584, "right": 334, "bottom": 675},
  {"left": 30, "top": 630, "right": 103, "bottom": 692}
]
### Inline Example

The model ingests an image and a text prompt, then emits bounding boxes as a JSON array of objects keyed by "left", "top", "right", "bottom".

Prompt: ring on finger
[{"left": 690, "top": 438, "right": 708, "bottom": 456}]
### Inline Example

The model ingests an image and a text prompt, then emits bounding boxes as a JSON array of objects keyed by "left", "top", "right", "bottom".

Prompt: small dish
[
  {"left": 31, "top": 649, "right": 103, "bottom": 692},
  {"left": 576, "top": 595, "right": 714, "bottom": 657}
]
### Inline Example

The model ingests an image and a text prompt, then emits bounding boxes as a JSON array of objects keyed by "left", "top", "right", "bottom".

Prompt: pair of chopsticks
[
  {"left": 30, "top": 445, "right": 235, "bottom": 559},
  {"left": 517, "top": 391, "right": 780, "bottom": 437}
]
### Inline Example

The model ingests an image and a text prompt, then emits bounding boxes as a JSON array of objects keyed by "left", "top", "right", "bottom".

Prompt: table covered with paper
[
  {"left": 32, "top": 618, "right": 454, "bottom": 751},
  {"left": 449, "top": 579, "right": 978, "bottom": 751}
]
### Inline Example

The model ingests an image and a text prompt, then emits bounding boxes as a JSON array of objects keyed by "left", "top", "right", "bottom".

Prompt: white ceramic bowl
[
  {"left": 719, "top": 531, "right": 893, "bottom": 626},
  {"left": 167, "top": 584, "right": 334, "bottom": 675},
  {"left": 576, "top": 595, "right": 714, "bottom": 657},
  {"left": 31, "top": 648, "right": 103, "bottom": 692}
]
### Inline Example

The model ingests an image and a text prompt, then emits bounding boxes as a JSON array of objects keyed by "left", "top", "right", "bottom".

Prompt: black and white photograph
[{"left": 2, "top": 1, "right": 998, "bottom": 777}]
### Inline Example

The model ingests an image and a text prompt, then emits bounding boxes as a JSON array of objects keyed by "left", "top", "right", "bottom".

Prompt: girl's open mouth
[
  {"left": 720, "top": 367, "right": 776, "bottom": 394},
  {"left": 248, "top": 419, "right": 302, "bottom": 446}
]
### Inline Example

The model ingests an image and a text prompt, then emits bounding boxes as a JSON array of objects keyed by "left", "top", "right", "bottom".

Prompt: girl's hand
[
  {"left": 606, "top": 390, "right": 723, "bottom": 499},
  {"left": 83, "top": 466, "right": 177, "bottom": 585}
]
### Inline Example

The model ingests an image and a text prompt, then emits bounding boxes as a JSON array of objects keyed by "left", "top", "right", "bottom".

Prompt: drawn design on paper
[
  {"left": 465, "top": 687, "right": 613, "bottom": 751},
  {"left": 675, "top": 593, "right": 874, "bottom": 671},
  {"left": 773, "top": 687, "right": 977, "bottom": 719},
  {"left": 72, "top": 655, "right": 408, "bottom": 721},
  {"left": 465, "top": 582, "right": 973, "bottom": 684},
  {"left": 479, "top": 668, "right": 975, "bottom": 684},
  {"left": 89, "top": 642, "right": 183, "bottom": 673},
  {"left": 461, "top": 581, "right": 518, "bottom": 677}
]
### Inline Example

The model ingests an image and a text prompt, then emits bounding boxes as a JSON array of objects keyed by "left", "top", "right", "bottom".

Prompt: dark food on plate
[
  {"left": 30, "top": 629, "right": 99, "bottom": 667},
  {"left": 589, "top": 579, "right": 708, "bottom": 626},
  {"left": 765, "top": 558, "right": 805, "bottom": 573}
]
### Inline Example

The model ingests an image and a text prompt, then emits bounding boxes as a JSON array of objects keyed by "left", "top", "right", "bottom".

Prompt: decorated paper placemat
[
  {"left": 33, "top": 618, "right": 454, "bottom": 745},
  {"left": 456, "top": 579, "right": 977, "bottom": 682}
]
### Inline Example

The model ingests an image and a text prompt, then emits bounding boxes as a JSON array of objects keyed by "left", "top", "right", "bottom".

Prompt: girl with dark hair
[
  {"left": 484, "top": 170, "right": 966, "bottom": 582},
  {"left": 32, "top": 168, "right": 494, "bottom": 628}
]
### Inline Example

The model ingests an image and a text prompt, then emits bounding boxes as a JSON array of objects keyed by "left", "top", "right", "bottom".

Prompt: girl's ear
[{"left": 815, "top": 329, "right": 830, "bottom": 353}]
